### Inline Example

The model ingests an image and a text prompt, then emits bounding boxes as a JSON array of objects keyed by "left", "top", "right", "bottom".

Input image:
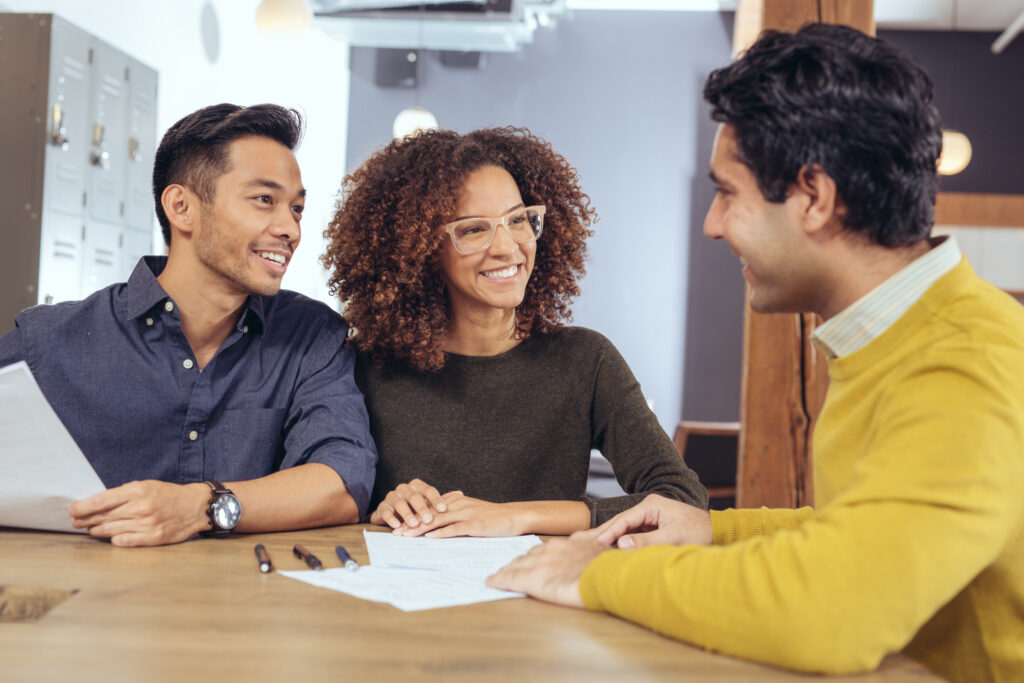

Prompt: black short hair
[
  {"left": 703, "top": 24, "right": 943, "bottom": 246},
  {"left": 152, "top": 103, "right": 303, "bottom": 245}
]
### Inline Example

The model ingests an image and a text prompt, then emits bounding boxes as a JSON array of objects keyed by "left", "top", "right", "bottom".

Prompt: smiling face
[
  {"left": 439, "top": 165, "right": 536, "bottom": 318},
  {"left": 192, "top": 135, "right": 305, "bottom": 297},
  {"left": 703, "top": 125, "right": 820, "bottom": 314}
]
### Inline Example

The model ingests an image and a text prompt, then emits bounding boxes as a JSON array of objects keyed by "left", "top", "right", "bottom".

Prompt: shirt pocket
[{"left": 210, "top": 407, "right": 288, "bottom": 481}]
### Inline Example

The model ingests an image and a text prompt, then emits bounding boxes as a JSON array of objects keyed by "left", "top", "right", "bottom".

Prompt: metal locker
[
  {"left": 43, "top": 19, "right": 90, "bottom": 218},
  {"left": 122, "top": 228, "right": 153, "bottom": 277},
  {"left": 86, "top": 41, "right": 129, "bottom": 227},
  {"left": 125, "top": 61, "right": 158, "bottom": 233},
  {"left": 0, "top": 13, "right": 158, "bottom": 335},
  {"left": 36, "top": 212, "right": 84, "bottom": 306},
  {"left": 81, "top": 221, "right": 122, "bottom": 295}
]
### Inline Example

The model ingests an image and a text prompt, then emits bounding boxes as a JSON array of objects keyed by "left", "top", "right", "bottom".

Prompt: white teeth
[
  {"left": 257, "top": 251, "right": 285, "bottom": 265},
  {"left": 481, "top": 264, "right": 519, "bottom": 279}
]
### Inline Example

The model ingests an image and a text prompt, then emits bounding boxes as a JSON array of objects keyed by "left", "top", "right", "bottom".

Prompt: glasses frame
[{"left": 442, "top": 205, "right": 546, "bottom": 255}]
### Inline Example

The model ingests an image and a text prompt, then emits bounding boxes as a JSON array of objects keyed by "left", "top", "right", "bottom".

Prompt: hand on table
[
  {"left": 486, "top": 531, "right": 609, "bottom": 608},
  {"left": 70, "top": 480, "right": 210, "bottom": 547},
  {"left": 370, "top": 478, "right": 456, "bottom": 529},
  {"left": 588, "top": 493, "right": 713, "bottom": 549},
  {"left": 394, "top": 493, "right": 526, "bottom": 538}
]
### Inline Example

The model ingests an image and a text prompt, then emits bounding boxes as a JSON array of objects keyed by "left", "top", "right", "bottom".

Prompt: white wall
[{"left": 1, "top": 0, "right": 350, "bottom": 306}]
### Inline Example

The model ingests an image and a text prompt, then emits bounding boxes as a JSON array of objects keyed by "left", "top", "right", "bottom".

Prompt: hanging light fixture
[
  {"left": 393, "top": 3, "right": 438, "bottom": 139},
  {"left": 393, "top": 104, "right": 439, "bottom": 139},
  {"left": 937, "top": 0, "right": 971, "bottom": 177},
  {"left": 255, "top": 0, "right": 312, "bottom": 36},
  {"left": 938, "top": 130, "right": 972, "bottom": 176}
]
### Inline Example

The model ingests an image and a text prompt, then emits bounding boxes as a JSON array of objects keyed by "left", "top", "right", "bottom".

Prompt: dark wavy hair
[
  {"left": 703, "top": 23, "right": 943, "bottom": 246},
  {"left": 323, "top": 127, "right": 596, "bottom": 372},
  {"left": 153, "top": 103, "right": 303, "bottom": 245}
]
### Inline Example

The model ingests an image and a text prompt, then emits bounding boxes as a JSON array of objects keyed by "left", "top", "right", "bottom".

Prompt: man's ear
[
  {"left": 161, "top": 184, "right": 198, "bottom": 239},
  {"left": 794, "top": 164, "right": 843, "bottom": 236}
]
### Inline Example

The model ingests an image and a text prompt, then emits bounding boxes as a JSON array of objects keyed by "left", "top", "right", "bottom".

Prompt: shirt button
[
  {"left": 182, "top": 359, "right": 194, "bottom": 369},
  {"left": 164, "top": 301, "right": 174, "bottom": 312},
  {"left": 242, "top": 325, "right": 249, "bottom": 334},
  {"left": 145, "top": 317, "right": 154, "bottom": 326},
  {"left": 189, "top": 430, "right": 199, "bottom": 441}
]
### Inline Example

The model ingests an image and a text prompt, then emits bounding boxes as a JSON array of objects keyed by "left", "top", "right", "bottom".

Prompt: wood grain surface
[{"left": 0, "top": 525, "right": 940, "bottom": 682}]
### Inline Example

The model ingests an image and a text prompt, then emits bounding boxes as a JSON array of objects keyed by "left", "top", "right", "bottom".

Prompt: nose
[
  {"left": 703, "top": 202, "right": 723, "bottom": 240},
  {"left": 269, "top": 205, "right": 301, "bottom": 249},
  {"left": 487, "top": 221, "right": 517, "bottom": 255}
]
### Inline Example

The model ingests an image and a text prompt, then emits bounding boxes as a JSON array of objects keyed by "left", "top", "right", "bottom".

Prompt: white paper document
[
  {"left": 280, "top": 566, "right": 525, "bottom": 611},
  {"left": 280, "top": 532, "right": 542, "bottom": 611},
  {"left": 0, "top": 361, "right": 106, "bottom": 532},
  {"left": 363, "top": 530, "right": 542, "bottom": 574}
]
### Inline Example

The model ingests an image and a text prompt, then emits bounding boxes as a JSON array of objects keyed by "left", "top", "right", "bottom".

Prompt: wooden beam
[
  {"left": 935, "top": 192, "right": 1024, "bottom": 228},
  {"left": 734, "top": 0, "right": 874, "bottom": 509}
]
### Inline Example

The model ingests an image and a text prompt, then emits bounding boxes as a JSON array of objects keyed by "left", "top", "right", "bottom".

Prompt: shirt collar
[
  {"left": 121, "top": 256, "right": 268, "bottom": 333},
  {"left": 811, "top": 235, "right": 962, "bottom": 359}
]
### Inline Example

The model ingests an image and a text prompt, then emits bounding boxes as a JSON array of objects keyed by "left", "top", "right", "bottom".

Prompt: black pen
[
  {"left": 293, "top": 544, "right": 322, "bottom": 570},
  {"left": 335, "top": 545, "right": 359, "bottom": 571},
  {"left": 254, "top": 544, "right": 273, "bottom": 573}
]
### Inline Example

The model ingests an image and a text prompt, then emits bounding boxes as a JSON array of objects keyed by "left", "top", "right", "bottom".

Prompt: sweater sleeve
[
  {"left": 710, "top": 506, "right": 813, "bottom": 544},
  {"left": 585, "top": 332, "right": 708, "bottom": 525},
  {"left": 578, "top": 348, "right": 1024, "bottom": 674}
]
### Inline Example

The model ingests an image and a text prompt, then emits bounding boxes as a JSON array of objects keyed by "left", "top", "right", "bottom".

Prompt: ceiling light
[
  {"left": 937, "top": 130, "right": 972, "bottom": 176},
  {"left": 393, "top": 106, "right": 438, "bottom": 139},
  {"left": 256, "top": 0, "right": 313, "bottom": 35}
]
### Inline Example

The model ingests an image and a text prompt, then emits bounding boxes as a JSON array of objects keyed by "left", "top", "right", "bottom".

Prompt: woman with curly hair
[{"left": 323, "top": 127, "right": 706, "bottom": 538}]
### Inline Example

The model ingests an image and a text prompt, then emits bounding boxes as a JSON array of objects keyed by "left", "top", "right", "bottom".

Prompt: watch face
[{"left": 211, "top": 494, "right": 242, "bottom": 530}]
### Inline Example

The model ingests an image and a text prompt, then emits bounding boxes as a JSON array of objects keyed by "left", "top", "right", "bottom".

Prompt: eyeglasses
[{"left": 442, "top": 205, "right": 545, "bottom": 255}]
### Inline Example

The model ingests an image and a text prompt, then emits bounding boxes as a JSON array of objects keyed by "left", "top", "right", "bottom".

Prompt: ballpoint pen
[
  {"left": 254, "top": 543, "right": 273, "bottom": 573},
  {"left": 335, "top": 545, "right": 359, "bottom": 571},
  {"left": 293, "top": 544, "right": 322, "bottom": 570}
]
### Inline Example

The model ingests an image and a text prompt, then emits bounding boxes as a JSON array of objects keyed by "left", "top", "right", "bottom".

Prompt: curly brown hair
[{"left": 322, "top": 127, "right": 596, "bottom": 372}]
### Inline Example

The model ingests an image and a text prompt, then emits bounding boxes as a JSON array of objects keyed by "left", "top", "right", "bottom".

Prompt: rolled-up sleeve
[{"left": 281, "top": 318, "right": 378, "bottom": 518}]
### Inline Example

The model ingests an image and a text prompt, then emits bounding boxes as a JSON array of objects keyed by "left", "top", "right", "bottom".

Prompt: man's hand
[
  {"left": 486, "top": 532, "right": 610, "bottom": 608},
  {"left": 69, "top": 480, "right": 210, "bottom": 547},
  {"left": 589, "top": 494, "right": 713, "bottom": 549}
]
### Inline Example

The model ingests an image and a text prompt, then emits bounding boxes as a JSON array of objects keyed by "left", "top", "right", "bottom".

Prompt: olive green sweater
[{"left": 356, "top": 327, "right": 707, "bottom": 525}]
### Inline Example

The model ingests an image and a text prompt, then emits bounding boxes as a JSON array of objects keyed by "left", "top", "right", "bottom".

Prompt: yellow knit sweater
[{"left": 579, "top": 259, "right": 1024, "bottom": 682}]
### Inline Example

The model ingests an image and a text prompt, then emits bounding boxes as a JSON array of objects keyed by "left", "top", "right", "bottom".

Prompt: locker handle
[
  {"left": 50, "top": 104, "right": 70, "bottom": 151},
  {"left": 90, "top": 149, "right": 111, "bottom": 170},
  {"left": 129, "top": 137, "right": 142, "bottom": 162}
]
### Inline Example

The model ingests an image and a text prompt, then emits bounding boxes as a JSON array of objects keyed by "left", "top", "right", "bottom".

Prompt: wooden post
[{"left": 733, "top": 0, "right": 874, "bottom": 509}]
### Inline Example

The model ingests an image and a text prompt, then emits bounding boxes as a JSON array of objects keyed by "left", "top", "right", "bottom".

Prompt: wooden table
[{"left": 0, "top": 525, "right": 940, "bottom": 682}]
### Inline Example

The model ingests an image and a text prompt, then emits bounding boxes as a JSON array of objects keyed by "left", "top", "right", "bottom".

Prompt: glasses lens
[
  {"left": 452, "top": 221, "right": 493, "bottom": 252},
  {"left": 505, "top": 207, "right": 543, "bottom": 242}
]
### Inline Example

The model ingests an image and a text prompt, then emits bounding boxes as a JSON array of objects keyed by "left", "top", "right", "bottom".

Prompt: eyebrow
[
  {"left": 453, "top": 202, "right": 525, "bottom": 222},
  {"left": 243, "top": 178, "right": 307, "bottom": 198}
]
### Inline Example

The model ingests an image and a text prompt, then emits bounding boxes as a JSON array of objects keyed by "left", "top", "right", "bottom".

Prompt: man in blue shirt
[{"left": 0, "top": 103, "right": 377, "bottom": 546}]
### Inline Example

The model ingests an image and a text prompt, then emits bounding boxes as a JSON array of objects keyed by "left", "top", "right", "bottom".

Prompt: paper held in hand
[{"left": 0, "top": 361, "right": 106, "bottom": 532}]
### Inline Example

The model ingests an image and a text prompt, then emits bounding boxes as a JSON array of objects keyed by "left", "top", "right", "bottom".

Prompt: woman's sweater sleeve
[{"left": 585, "top": 332, "right": 708, "bottom": 526}]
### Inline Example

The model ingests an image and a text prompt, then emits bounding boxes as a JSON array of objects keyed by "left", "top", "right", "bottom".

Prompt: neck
[
  {"left": 157, "top": 250, "right": 248, "bottom": 369},
  {"left": 444, "top": 302, "right": 521, "bottom": 357},
  {"left": 818, "top": 237, "right": 932, "bottom": 320}
]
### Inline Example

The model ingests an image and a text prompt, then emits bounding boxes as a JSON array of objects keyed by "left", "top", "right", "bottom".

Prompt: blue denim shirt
[{"left": 0, "top": 256, "right": 377, "bottom": 516}]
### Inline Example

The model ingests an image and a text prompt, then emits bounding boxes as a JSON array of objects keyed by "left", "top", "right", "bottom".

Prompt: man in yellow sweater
[{"left": 488, "top": 24, "right": 1024, "bottom": 682}]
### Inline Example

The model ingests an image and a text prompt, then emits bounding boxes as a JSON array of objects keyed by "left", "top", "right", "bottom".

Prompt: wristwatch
[{"left": 202, "top": 480, "right": 241, "bottom": 537}]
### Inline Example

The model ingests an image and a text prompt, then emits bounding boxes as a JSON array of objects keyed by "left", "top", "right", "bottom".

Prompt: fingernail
[
  {"left": 423, "top": 514, "right": 433, "bottom": 523},
  {"left": 437, "top": 504, "right": 446, "bottom": 512},
  {"left": 618, "top": 537, "right": 634, "bottom": 549}
]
